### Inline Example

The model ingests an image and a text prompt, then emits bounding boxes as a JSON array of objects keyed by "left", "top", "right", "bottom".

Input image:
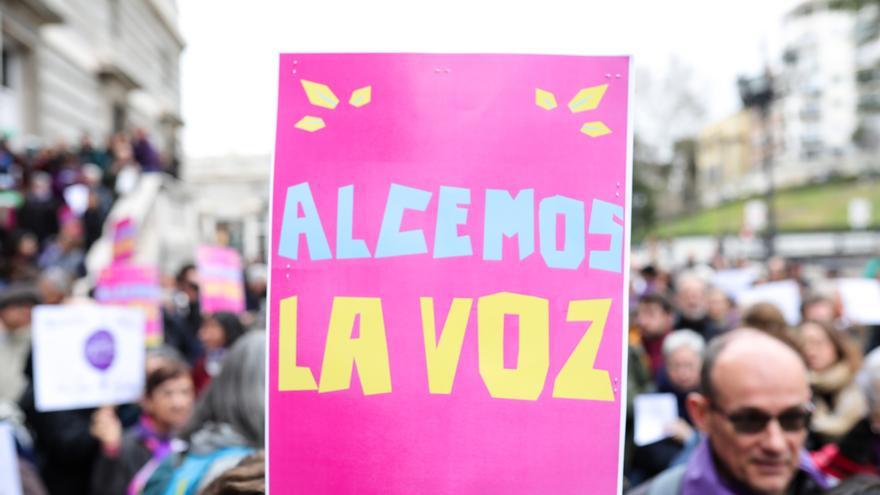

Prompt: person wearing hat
[{"left": 0, "top": 283, "right": 40, "bottom": 404}]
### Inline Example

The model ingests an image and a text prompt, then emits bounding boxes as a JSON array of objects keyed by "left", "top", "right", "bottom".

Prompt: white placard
[
  {"left": 737, "top": 280, "right": 802, "bottom": 326},
  {"left": 634, "top": 393, "right": 678, "bottom": 447},
  {"left": 838, "top": 278, "right": 880, "bottom": 325},
  {"left": 849, "top": 198, "right": 871, "bottom": 230},
  {"left": 32, "top": 305, "right": 145, "bottom": 412},
  {"left": 0, "top": 422, "right": 22, "bottom": 495},
  {"left": 711, "top": 268, "right": 759, "bottom": 299},
  {"left": 63, "top": 184, "right": 90, "bottom": 217}
]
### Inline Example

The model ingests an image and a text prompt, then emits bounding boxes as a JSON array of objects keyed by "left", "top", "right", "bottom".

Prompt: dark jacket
[{"left": 90, "top": 428, "right": 152, "bottom": 495}]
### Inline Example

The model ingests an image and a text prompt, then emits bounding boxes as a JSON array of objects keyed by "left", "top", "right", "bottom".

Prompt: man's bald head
[{"left": 700, "top": 328, "right": 808, "bottom": 404}]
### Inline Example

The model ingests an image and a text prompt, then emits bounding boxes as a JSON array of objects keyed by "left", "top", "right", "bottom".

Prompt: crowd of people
[
  {"left": 624, "top": 254, "right": 880, "bottom": 494},
  {"left": 0, "top": 135, "right": 268, "bottom": 495}
]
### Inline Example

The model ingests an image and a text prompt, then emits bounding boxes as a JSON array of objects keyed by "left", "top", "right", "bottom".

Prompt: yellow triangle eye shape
[
  {"left": 568, "top": 84, "right": 608, "bottom": 113},
  {"left": 580, "top": 121, "right": 611, "bottom": 137},
  {"left": 349, "top": 86, "right": 372, "bottom": 107},
  {"left": 535, "top": 88, "right": 558, "bottom": 110},
  {"left": 301, "top": 80, "right": 339, "bottom": 109},
  {"left": 294, "top": 116, "right": 326, "bottom": 132}
]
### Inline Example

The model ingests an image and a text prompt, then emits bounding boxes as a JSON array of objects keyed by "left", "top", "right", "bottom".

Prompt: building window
[
  {"left": 113, "top": 103, "right": 127, "bottom": 132},
  {"left": 1, "top": 48, "right": 10, "bottom": 88}
]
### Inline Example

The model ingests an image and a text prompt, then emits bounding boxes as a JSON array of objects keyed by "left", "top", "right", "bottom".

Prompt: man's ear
[{"left": 687, "top": 392, "right": 710, "bottom": 433}]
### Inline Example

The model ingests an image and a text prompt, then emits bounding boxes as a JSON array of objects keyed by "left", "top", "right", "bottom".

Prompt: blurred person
[
  {"left": 17, "top": 172, "right": 59, "bottom": 248},
  {"left": 142, "top": 331, "right": 265, "bottom": 495},
  {"left": 90, "top": 355, "right": 195, "bottom": 495},
  {"left": 801, "top": 295, "right": 838, "bottom": 326},
  {"left": 172, "top": 263, "right": 201, "bottom": 336},
  {"left": 192, "top": 312, "right": 247, "bottom": 394},
  {"left": 131, "top": 128, "right": 161, "bottom": 172},
  {"left": 77, "top": 135, "right": 111, "bottom": 173},
  {"left": 673, "top": 273, "right": 722, "bottom": 341},
  {"left": 741, "top": 302, "right": 793, "bottom": 345},
  {"left": 199, "top": 451, "right": 265, "bottom": 495},
  {"left": 37, "top": 267, "right": 72, "bottom": 305},
  {"left": 629, "top": 329, "right": 828, "bottom": 495},
  {"left": 37, "top": 219, "right": 85, "bottom": 278},
  {"left": 0, "top": 285, "right": 40, "bottom": 404},
  {"left": 4, "top": 232, "right": 40, "bottom": 283},
  {"left": 800, "top": 320, "right": 866, "bottom": 447},
  {"left": 812, "top": 348, "right": 880, "bottom": 481},
  {"left": 82, "top": 188, "right": 109, "bottom": 252},
  {"left": 244, "top": 263, "right": 267, "bottom": 330},
  {"left": 631, "top": 330, "right": 705, "bottom": 483},
  {"left": 707, "top": 287, "right": 738, "bottom": 334},
  {"left": 767, "top": 256, "right": 789, "bottom": 282},
  {"left": 633, "top": 294, "right": 675, "bottom": 379}
]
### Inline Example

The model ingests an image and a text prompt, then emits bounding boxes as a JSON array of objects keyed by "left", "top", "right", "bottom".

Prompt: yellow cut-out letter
[
  {"left": 421, "top": 297, "right": 472, "bottom": 394},
  {"left": 552, "top": 298, "right": 614, "bottom": 401},
  {"left": 477, "top": 292, "right": 549, "bottom": 401},
  {"left": 319, "top": 297, "right": 392, "bottom": 395},
  {"left": 278, "top": 296, "right": 318, "bottom": 391}
]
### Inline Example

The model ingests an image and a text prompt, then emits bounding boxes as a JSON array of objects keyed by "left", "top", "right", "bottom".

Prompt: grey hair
[
  {"left": 857, "top": 348, "right": 880, "bottom": 409},
  {"left": 662, "top": 329, "right": 705, "bottom": 359},
  {"left": 183, "top": 331, "right": 265, "bottom": 446},
  {"left": 39, "top": 267, "right": 72, "bottom": 295}
]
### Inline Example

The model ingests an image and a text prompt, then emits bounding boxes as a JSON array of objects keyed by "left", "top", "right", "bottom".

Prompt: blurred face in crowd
[
  {"left": 667, "top": 346, "right": 702, "bottom": 392},
  {"left": 0, "top": 303, "right": 34, "bottom": 331},
  {"left": 677, "top": 277, "right": 708, "bottom": 321},
  {"left": 179, "top": 267, "right": 199, "bottom": 302},
  {"left": 143, "top": 375, "right": 194, "bottom": 433},
  {"left": 800, "top": 322, "right": 838, "bottom": 372},
  {"left": 17, "top": 235, "right": 38, "bottom": 258},
  {"left": 199, "top": 317, "right": 227, "bottom": 350},
  {"left": 635, "top": 302, "right": 673, "bottom": 338},
  {"left": 802, "top": 300, "right": 835, "bottom": 325},
  {"left": 707, "top": 288, "right": 732, "bottom": 322},
  {"left": 688, "top": 332, "right": 811, "bottom": 495}
]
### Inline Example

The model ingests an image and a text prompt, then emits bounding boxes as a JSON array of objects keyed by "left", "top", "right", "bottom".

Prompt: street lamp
[{"left": 738, "top": 71, "right": 777, "bottom": 258}]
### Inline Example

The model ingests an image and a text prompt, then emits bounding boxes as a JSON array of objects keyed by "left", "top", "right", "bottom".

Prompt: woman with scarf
[
  {"left": 142, "top": 331, "right": 265, "bottom": 495},
  {"left": 800, "top": 319, "right": 866, "bottom": 448},
  {"left": 90, "top": 354, "right": 195, "bottom": 495}
]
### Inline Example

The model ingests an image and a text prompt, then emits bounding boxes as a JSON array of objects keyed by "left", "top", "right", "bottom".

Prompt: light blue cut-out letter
[
  {"left": 434, "top": 186, "right": 472, "bottom": 258},
  {"left": 538, "top": 195, "right": 585, "bottom": 270},
  {"left": 483, "top": 189, "right": 535, "bottom": 261},
  {"left": 588, "top": 199, "right": 623, "bottom": 273},
  {"left": 336, "top": 185, "right": 371, "bottom": 259},
  {"left": 375, "top": 184, "right": 432, "bottom": 258},
  {"left": 278, "top": 182, "right": 331, "bottom": 261}
]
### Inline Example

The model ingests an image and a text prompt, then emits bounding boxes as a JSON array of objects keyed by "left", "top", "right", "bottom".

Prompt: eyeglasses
[{"left": 709, "top": 402, "right": 814, "bottom": 435}]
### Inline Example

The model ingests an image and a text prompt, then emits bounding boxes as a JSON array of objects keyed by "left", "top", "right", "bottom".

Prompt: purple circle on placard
[{"left": 84, "top": 330, "right": 115, "bottom": 371}]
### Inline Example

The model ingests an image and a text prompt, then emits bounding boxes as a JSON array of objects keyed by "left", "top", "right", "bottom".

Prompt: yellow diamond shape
[
  {"left": 294, "top": 116, "right": 326, "bottom": 132},
  {"left": 580, "top": 121, "right": 611, "bottom": 137},
  {"left": 301, "top": 80, "right": 339, "bottom": 109},
  {"left": 568, "top": 84, "right": 608, "bottom": 113},
  {"left": 349, "top": 86, "right": 372, "bottom": 107},
  {"left": 535, "top": 88, "right": 557, "bottom": 110}
]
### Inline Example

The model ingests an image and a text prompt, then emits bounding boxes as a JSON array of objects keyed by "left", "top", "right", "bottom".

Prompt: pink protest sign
[
  {"left": 95, "top": 264, "right": 163, "bottom": 347},
  {"left": 197, "top": 245, "right": 246, "bottom": 314},
  {"left": 111, "top": 217, "right": 136, "bottom": 264},
  {"left": 269, "top": 54, "right": 632, "bottom": 494}
]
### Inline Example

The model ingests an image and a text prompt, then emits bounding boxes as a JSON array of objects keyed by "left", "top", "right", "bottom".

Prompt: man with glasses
[{"left": 629, "top": 328, "right": 830, "bottom": 495}]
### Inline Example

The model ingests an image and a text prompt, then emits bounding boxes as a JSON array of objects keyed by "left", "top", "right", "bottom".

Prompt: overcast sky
[{"left": 178, "top": 0, "right": 797, "bottom": 160}]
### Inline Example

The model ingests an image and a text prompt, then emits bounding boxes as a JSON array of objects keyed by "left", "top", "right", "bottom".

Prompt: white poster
[
  {"left": 0, "top": 422, "right": 22, "bottom": 495},
  {"left": 32, "top": 305, "right": 145, "bottom": 412},
  {"left": 838, "top": 278, "right": 880, "bottom": 325},
  {"left": 737, "top": 280, "right": 802, "bottom": 326},
  {"left": 634, "top": 393, "right": 678, "bottom": 447}
]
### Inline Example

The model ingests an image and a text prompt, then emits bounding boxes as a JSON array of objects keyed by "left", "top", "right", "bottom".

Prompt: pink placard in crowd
[
  {"left": 111, "top": 217, "right": 136, "bottom": 265},
  {"left": 95, "top": 264, "right": 163, "bottom": 347},
  {"left": 268, "top": 54, "right": 632, "bottom": 494},
  {"left": 197, "top": 245, "right": 246, "bottom": 314}
]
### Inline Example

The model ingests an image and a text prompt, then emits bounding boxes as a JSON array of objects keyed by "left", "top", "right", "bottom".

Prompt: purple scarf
[
  {"left": 681, "top": 438, "right": 830, "bottom": 495},
  {"left": 127, "top": 417, "right": 175, "bottom": 495}
]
